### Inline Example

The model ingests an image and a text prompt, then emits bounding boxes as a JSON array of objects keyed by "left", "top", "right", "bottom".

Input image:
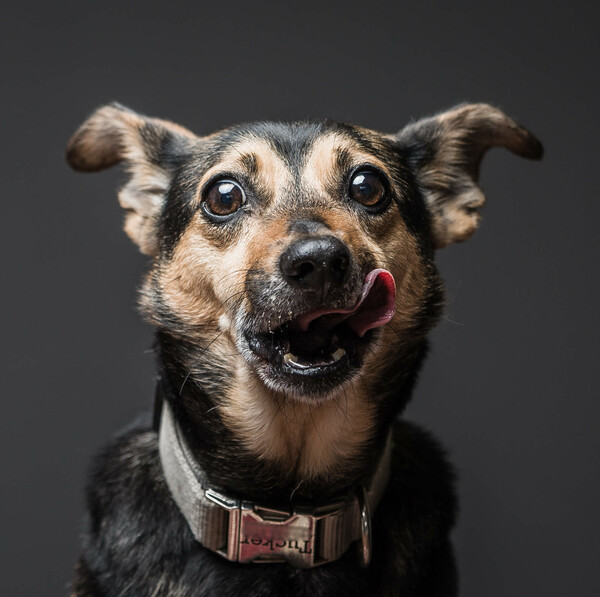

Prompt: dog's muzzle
[
  {"left": 243, "top": 265, "right": 396, "bottom": 393},
  {"left": 159, "top": 402, "right": 392, "bottom": 568}
]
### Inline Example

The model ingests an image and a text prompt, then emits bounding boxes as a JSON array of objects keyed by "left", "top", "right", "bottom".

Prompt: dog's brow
[
  {"left": 197, "top": 139, "right": 292, "bottom": 203},
  {"left": 238, "top": 152, "right": 258, "bottom": 175},
  {"left": 302, "top": 134, "right": 389, "bottom": 194},
  {"left": 334, "top": 146, "right": 353, "bottom": 172}
]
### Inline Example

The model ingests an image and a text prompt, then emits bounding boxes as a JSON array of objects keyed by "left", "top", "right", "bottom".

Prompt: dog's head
[
  {"left": 67, "top": 104, "right": 541, "bottom": 404},
  {"left": 67, "top": 104, "right": 541, "bottom": 478}
]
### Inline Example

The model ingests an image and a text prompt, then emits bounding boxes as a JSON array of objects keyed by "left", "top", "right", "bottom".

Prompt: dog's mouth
[{"left": 244, "top": 269, "right": 396, "bottom": 392}]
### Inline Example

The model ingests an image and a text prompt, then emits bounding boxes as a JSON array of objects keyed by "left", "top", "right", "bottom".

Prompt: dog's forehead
[{"left": 199, "top": 122, "right": 391, "bottom": 193}]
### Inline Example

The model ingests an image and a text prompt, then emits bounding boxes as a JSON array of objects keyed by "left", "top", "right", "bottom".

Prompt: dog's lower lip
[{"left": 244, "top": 318, "right": 363, "bottom": 383}]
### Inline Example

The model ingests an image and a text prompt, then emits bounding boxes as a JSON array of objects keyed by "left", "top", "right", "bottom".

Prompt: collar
[{"left": 158, "top": 401, "right": 392, "bottom": 568}]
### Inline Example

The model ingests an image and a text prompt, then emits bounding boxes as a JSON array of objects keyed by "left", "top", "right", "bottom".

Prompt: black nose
[{"left": 279, "top": 236, "right": 351, "bottom": 292}]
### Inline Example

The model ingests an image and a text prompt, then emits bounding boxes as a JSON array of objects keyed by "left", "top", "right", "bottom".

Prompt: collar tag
[{"left": 206, "top": 488, "right": 347, "bottom": 568}]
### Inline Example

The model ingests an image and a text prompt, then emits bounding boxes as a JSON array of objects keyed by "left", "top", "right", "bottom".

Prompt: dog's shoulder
[
  {"left": 82, "top": 414, "right": 164, "bottom": 513},
  {"left": 386, "top": 419, "right": 457, "bottom": 530},
  {"left": 391, "top": 419, "right": 457, "bottom": 498},
  {"left": 368, "top": 420, "right": 458, "bottom": 594},
  {"left": 76, "top": 417, "right": 201, "bottom": 595}
]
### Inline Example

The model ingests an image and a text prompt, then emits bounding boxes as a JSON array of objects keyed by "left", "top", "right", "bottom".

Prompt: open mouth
[{"left": 245, "top": 269, "right": 396, "bottom": 388}]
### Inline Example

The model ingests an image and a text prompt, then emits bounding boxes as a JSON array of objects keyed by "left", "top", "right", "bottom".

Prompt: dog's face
[
  {"left": 150, "top": 122, "right": 432, "bottom": 400},
  {"left": 67, "top": 104, "right": 541, "bottom": 475}
]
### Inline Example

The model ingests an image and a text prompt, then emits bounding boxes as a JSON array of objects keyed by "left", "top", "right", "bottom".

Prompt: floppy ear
[
  {"left": 396, "top": 103, "right": 543, "bottom": 248},
  {"left": 66, "top": 103, "right": 197, "bottom": 255}
]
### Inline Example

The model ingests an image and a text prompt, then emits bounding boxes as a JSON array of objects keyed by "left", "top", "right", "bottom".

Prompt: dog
[{"left": 66, "top": 102, "right": 542, "bottom": 596}]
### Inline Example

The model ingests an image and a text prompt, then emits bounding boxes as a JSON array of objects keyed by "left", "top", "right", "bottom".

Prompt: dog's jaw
[
  {"left": 235, "top": 269, "right": 397, "bottom": 401},
  {"left": 205, "top": 299, "right": 410, "bottom": 481},
  {"left": 180, "top": 288, "right": 383, "bottom": 481},
  {"left": 223, "top": 300, "right": 361, "bottom": 404},
  {"left": 156, "top": 312, "right": 430, "bottom": 495}
]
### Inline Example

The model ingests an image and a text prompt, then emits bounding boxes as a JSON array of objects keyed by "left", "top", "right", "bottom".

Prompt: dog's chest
[
  {"left": 76, "top": 421, "right": 457, "bottom": 596},
  {"left": 219, "top": 372, "right": 376, "bottom": 479}
]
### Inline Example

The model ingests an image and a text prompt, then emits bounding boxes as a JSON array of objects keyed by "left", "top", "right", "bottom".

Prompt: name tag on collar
[{"left": 206, "top": 489, "right": 347, "bottom": 568}]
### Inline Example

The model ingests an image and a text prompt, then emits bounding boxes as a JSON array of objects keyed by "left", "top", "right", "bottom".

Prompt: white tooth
[
  {"left": 283, "top": 353, "right": 297, "bottom": 363},
  {"left": 284, "top": 353, "right": 312, "bottom": 369},
  {"left": 331, "top": 348, "right": 346, "bottom": 362}
]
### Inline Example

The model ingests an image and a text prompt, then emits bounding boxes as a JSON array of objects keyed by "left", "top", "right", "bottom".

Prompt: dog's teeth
[
  {"left": 331, "top": 348, "right": 346, "bottom": 362},
  {"left": 283, "top": 353, "right": 312, "bottom": 369}
]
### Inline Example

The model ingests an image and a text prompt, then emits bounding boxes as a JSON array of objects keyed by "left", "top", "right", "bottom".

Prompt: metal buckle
[
  {"left": 357, "top": 485, "right": 372, "bottom": 567},
  {"left": 206, "top": 488, "right": 345, "bottom": 568},
  {"left": 238, "top": 505, "right": 317, "bottom": 567}
]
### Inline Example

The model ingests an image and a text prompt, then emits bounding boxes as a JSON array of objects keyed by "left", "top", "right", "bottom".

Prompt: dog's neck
[
  {"left": 158, "top": 397, "right": 392, "bottom": 567},
  {"left": 156, "top": 332, "right": 427, "bottom": 504}
]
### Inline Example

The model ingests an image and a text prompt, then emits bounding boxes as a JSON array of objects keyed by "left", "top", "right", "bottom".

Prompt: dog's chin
[{"left": 241, "top": 321, "right": 374, "bottom": 401}]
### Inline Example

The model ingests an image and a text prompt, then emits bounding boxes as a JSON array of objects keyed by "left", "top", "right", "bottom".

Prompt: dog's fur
[{"left": 67, "top": 103, "right": 542, "bottom": 596}]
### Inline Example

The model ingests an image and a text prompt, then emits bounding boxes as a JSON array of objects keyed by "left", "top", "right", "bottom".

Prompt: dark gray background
[{"left": 2, "top": 1, "right": 598, "bottom": 595}]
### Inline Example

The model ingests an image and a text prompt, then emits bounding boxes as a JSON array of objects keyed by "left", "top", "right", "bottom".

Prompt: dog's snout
[{"left": 280, "top": 236, "right": 350, "bottom": 292}]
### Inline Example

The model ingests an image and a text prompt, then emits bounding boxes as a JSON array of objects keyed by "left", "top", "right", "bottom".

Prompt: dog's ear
[
  {"left": 66, "top": 103, "right": 197, "bottom": 255},
  {"left": 395, "top": 103, "right": 543, "bottom": 248}
]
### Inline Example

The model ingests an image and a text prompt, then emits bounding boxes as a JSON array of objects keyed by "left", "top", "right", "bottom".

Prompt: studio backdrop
[{"left": 1, "top": 2, "right": 598, "bottom": 596}]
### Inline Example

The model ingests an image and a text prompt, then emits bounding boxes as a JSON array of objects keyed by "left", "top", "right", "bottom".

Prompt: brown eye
[
  {"left": 203, "top": 180, "right": 246, "bottom": 218},
  {"left": 349, "top": 171, "right": 386, "bottom": 208}
]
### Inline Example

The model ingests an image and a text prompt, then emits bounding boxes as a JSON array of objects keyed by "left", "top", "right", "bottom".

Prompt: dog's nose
[{"left": 279, "top": 236, "right": 350, "bottom": 292}]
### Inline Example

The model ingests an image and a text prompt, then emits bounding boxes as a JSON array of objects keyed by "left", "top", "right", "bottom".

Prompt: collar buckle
[{"left": 206, "top": 488, "right": 347, "bottom": 568}]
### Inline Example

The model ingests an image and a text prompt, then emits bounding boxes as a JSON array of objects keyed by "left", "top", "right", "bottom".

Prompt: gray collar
[{"left": 158, "top": 401, "right": 392, "bottom": 568}]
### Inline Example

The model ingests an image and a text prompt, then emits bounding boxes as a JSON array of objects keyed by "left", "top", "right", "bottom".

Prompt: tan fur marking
[
  {"left": 303, "top": 133, "right": 391, "bottom": 197},
  {"left": 220, "top": 366, "right": 375, "bottom": 479},
  {"left": 158, "top": 230, "right": 223, "bottom": 328},
  {"left": 193, "top": 138, "right": 292, "bottom": 209}
]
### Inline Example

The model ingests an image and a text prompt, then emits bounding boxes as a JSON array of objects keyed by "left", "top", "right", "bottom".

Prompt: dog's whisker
[
  {"left": 179, "top": 371, "right": 192, "bottom": 396},
  {"left": 265, "top": 393, "right": 288, "bottom": 435},
  {"left": 289, "top": 480, "right": 304, "bottom": 502},
  {"left": 308, "top": 405, "right": 322, "bottom": 440},
  {"left": 214, "top": 267, "right": 256, "bottom": 286},
  {"left": 442, "top": 315, "right": 464, "bottom": 326},
  {"left": 332, "top": 389, "right": 348, "bottom": 425}
]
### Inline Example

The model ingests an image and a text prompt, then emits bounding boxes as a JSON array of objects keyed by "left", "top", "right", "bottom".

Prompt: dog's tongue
[
  {"left": 295, "top": 269, "right": 396, "bottom": 337},
  {"left": 346, "top": 269, "right": 396, "bottom": 336}
]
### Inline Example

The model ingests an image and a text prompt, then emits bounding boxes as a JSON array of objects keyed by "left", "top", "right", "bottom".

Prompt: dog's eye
[
  {"left": 349, "top": 171, "right": 386, "bottom": 208},
  {"left": 203, "top": 180, "right": 246, "bottom": 217}
]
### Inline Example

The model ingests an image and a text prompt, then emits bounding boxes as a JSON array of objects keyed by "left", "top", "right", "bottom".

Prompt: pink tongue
[{"left": 294, "top": 269, "right": 396, "bottom": 337}]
